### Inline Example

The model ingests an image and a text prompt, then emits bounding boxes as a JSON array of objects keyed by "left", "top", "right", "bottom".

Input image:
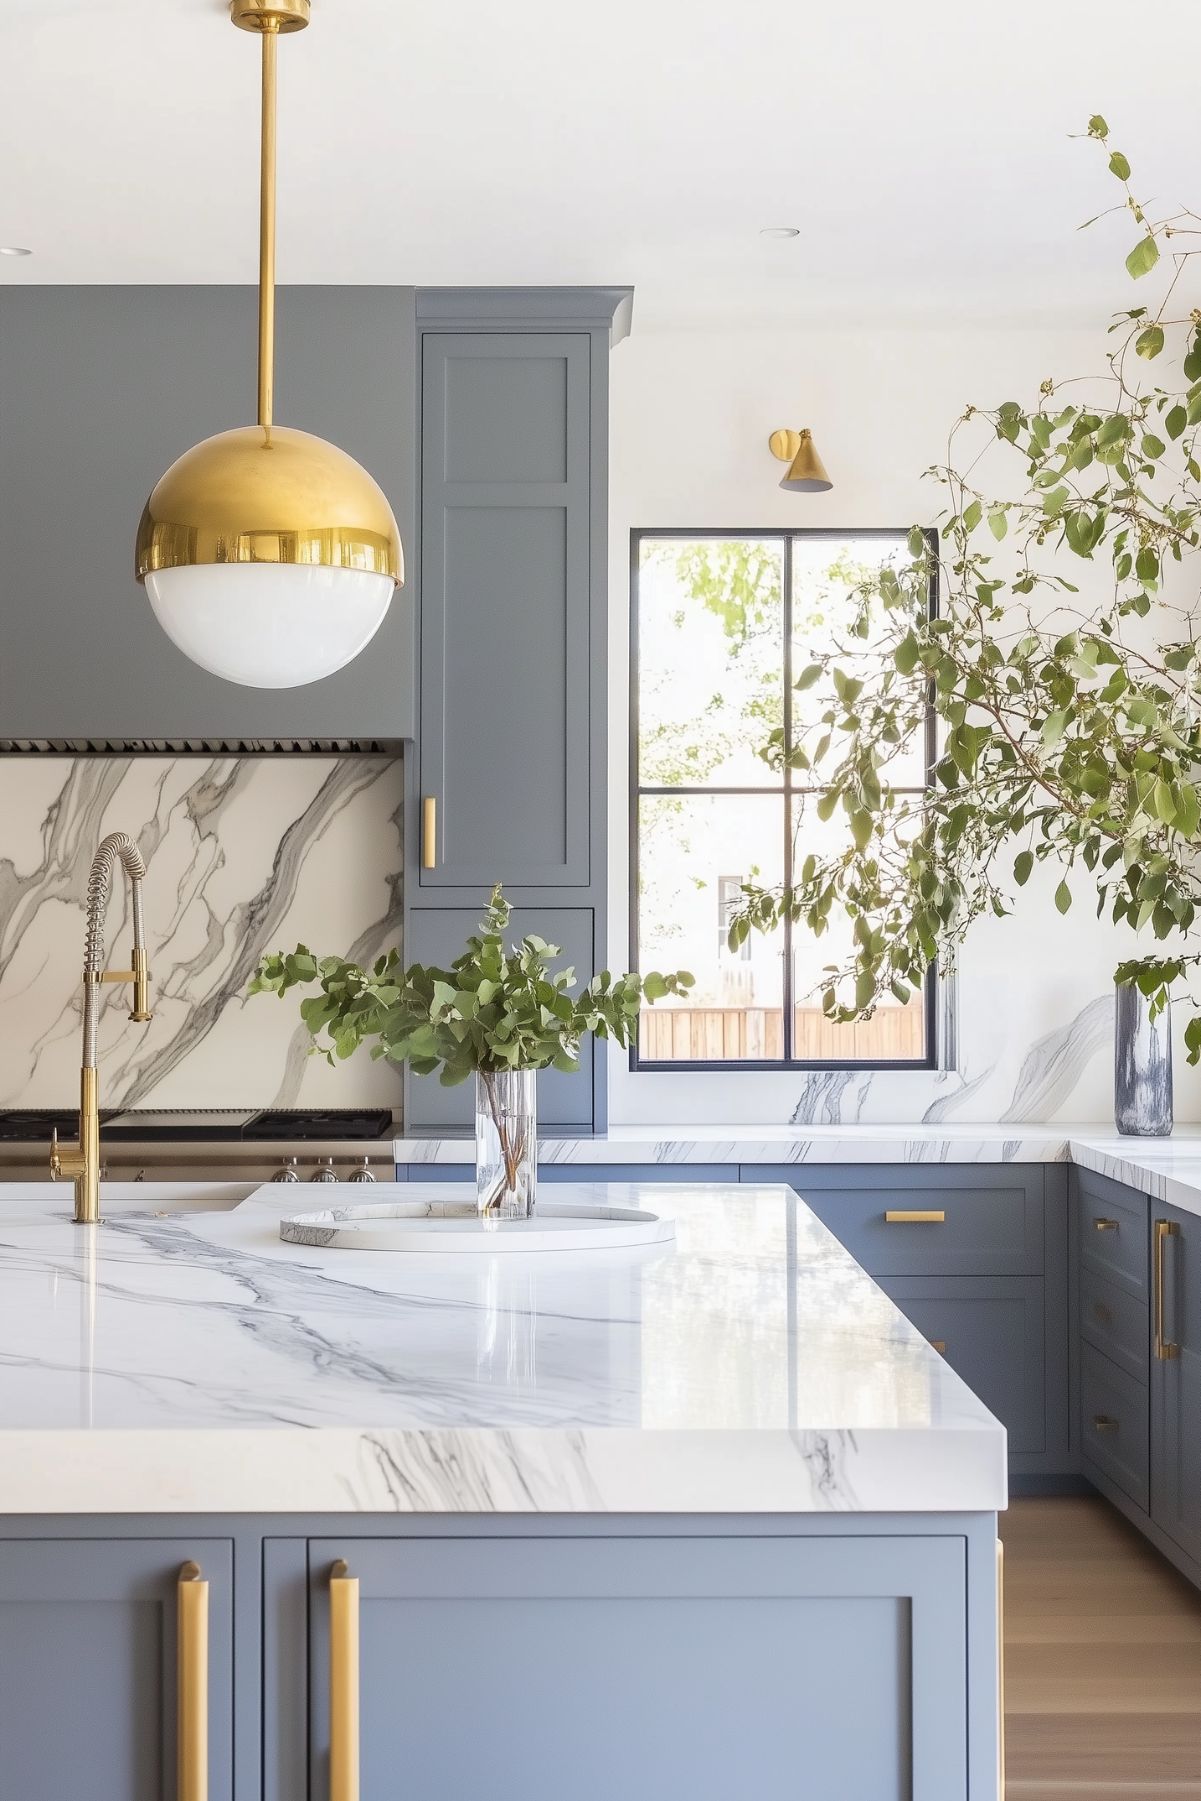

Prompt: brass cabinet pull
[
  {"left": 330, "top": 1560, "right": 360, "bottom": 1801},
  {"left": 929, "top": 1339, "right": 947, "bottom": 1355},
  {"left": 177, "top": 1561, "right": 209, "bottom": 1801},
  {"left": 421, "top": 795, "right": 437, "bottom": 870},
  {"left": 885, "top": 1209, "right": 946, "bottom": 1224},
  {"left": 1154, "top": 1218, "right": 1181, "bottom": 1362},
  {"left": 1093, "top": 1217, "right": 1119, "bottom": 1232},
  {"left": 1092, "top": 1414, "right": 1119, "bottom": 1433}
]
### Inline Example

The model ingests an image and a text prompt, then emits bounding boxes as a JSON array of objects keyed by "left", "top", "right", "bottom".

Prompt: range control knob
[
  {"left": 271, "top": 1156, "right": 300, "bottom": 1184},
  {"left": 347, "top": 1156, "right": 377, "bottom": 1185},
  {"left": 311, "top": 1156, "right": 338, "bottom": 1184}
]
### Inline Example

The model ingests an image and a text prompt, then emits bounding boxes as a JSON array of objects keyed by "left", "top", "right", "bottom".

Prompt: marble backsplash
[{"left": 0, "top": 755, "right": 404, "bottom": 1112}]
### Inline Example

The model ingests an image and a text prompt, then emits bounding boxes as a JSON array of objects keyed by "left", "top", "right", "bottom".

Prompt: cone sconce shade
[
  {"left": 768, "top": 427, "right": 833, "bottom": 493},
  {"left": 134, "top": 2, "right": 403, "bottom": 689}
]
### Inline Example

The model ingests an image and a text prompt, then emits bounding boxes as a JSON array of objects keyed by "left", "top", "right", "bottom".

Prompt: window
[{"left": 630, "top": 529, "right": 937, "bottom": 1070}]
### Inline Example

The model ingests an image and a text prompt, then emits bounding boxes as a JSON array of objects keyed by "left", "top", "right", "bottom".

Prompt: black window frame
[{"left": 629, "top": 525, "right": 939, "bottom": 1074}]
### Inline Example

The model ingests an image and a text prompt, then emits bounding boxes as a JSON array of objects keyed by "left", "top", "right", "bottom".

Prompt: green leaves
[
  {"left": 1126, "top": 235, "right": 1160, "bottom": 279},
  {"left": 1134, "top": 324, "right": 1164, "bottom": 358},
  {"left": 252, "top": 885, "right": 693, "bottom": 1077},
  {"left": 1054, "top": 879, "right": 1073, "bottom": 916},
  {"left": 1108, "top": 149, "right": 1131, "bottom": 180}
]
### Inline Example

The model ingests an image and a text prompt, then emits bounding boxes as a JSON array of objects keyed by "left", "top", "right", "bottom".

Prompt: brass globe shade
[{"left": 135, "top": 2, "right": 403, "bottom": 689}]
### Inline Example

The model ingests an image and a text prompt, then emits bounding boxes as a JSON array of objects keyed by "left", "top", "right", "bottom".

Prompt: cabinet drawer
[
  {"left": 1076, "top": 1168, "right": 1149, "bottom": 1298},
  {"left": 754, "top": 1167, "right": 1045, "bottom": 1276},
  {"left": 1080, "top": 1341, "right": 1149, "bottom": 1511},
  {"left": 1080, "top": 1264, "right": 1149, "bottom": 1385},
  {"left": 880, "top": 1276, "right": 1045, "bottom": 1454}
]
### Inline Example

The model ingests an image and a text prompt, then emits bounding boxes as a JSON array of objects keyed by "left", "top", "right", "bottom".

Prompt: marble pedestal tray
[{"left": 279, "top": 1197, "right": 676, "bottom": 1254}]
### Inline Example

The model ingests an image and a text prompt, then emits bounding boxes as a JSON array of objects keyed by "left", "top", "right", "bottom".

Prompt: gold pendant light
[{"left": 135, "top": 0, "right": 403, "bottom": 690}]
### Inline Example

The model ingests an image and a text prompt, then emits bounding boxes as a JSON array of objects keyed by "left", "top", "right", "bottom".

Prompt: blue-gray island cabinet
[{"left": 0, "top": 1181, "right": 1005, "bottom": 1801}]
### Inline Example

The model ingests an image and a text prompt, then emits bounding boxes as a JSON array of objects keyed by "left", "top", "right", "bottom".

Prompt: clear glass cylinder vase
[
  {"left": 475, "top": 1068, "right": 537, "bottom": 1220},
  {"left": 1114, "top": 981, "right": 1173, "bottom": 1137}
]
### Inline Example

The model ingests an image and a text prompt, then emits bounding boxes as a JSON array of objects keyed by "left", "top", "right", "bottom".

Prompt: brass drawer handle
[
  {"left": 885, "top": 1209, "right": 946, "bottom": 1224},
  {"left": 929, "top": 1339, "right": 947, "bottom": 1355},
  {"left": 1092, "top": 1414, "right": 1119, "bottom": 1433},
  {"left": 1154, "top": 1218, "right": 1180, "bottom": 1362},
  {"left": 1093, "top": 1217, "right": 1119, "bottom": 1232},
  {"left": 178, "top": 1561, "right": 209, "bottom": 1801},
  {"left": 421, "top": 795, "right": 437, "bottom": 870},
  {"left": 330, "top": 1560, "right": 360, "bottom": 1801}
]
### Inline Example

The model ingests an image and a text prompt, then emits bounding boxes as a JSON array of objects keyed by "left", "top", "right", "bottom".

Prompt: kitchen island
[{"left": 0, "top": 1180, "right": 1004, "bottom": 1801}]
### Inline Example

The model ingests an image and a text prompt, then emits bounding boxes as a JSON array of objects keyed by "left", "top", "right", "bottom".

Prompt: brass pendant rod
[{"left": 258, "top": 21, "right": 279, "bottom": 429}]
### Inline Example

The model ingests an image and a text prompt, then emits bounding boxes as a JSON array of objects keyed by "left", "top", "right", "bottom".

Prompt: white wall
[{"left": 605, "top": 323, "right": 1201, "bottom": 1125}]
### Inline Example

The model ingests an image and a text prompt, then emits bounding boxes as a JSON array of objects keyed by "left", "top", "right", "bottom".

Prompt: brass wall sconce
[{"left": 768, "top": 428, "right": 832, "bottom": 493}]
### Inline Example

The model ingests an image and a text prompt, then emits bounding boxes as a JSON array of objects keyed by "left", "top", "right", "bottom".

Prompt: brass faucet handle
[
  {"left": 98, "top": 948, "right": 153, "bottom": 1023},
  {"left": 49, "top": 1129, "right": 86, "bottom": 1182}
]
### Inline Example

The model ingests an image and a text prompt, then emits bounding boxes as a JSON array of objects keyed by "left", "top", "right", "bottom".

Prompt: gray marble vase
[{"left": 1114, "top": 982, "right": 1173, "bottom": 1137}]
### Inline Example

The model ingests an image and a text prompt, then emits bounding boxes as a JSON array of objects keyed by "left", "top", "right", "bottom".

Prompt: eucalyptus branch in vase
[{"left": 251, "top": 885, "right": 692, "bottom": 1217}]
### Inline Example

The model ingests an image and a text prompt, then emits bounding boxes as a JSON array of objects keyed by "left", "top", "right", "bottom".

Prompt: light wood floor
[{"left": 1002, "top": 1497, "right": 1201, "bottom": 1799}]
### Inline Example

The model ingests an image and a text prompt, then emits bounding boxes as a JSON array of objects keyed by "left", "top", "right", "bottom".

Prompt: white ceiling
[{"left": 0, "top": 0, "right": 1192, "bottom": 325}]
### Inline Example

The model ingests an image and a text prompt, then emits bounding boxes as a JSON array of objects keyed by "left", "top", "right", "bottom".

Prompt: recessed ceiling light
[
  {"left": 0, "top": 246, "right": 32, "bottom": 257},
  {"left": 760, "top": 227, "right": 800, "bottom": 240}
]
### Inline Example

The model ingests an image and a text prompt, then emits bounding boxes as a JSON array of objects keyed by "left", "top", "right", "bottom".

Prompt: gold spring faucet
[{"left": 50, "top": 833, "right": 153, "bottom": 1224}]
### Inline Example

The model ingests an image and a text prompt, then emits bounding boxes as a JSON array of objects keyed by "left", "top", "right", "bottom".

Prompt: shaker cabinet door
[
  {"left": 1151, "top": 1203, "right": 1201, "bottom": 1567},
  {"left": 419, "top": 332, "right": 593, "bottom": 890},
  {"left": 0, "top": 1538, "right": 233, "bottom": 1801},
  {"left": 307, "top": 1535, "right": 970, "bottom": 1801}
]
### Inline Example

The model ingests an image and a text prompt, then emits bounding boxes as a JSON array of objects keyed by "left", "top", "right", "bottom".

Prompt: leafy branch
[
  {"left": 730, "top": 119, "right": 1201, "bottom": 1061},
  {"left": 251, "top": 883, "right": 693, "bottom": 1084}
]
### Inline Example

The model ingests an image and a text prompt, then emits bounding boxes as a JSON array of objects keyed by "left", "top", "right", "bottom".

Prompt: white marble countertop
[
  {"left": 394, "top": 1122, "right": 1201, "bottom": 1198},
  {"left": 0, "top": 1180, "right": 1005, "bottom": 1517}
]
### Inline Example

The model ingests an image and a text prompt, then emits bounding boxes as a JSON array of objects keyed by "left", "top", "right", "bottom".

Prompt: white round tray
[{"left": 278, "top": 1199, "right": 676, "bottom": 1255}]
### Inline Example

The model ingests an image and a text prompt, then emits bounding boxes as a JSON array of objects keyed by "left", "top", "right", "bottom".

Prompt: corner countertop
[
  {"left": 392, "top": 1124, "right": 1201, "bottom": 1216},
  {"left": 0, "top": 1180, "right": 1004, "bottom": 1517}
]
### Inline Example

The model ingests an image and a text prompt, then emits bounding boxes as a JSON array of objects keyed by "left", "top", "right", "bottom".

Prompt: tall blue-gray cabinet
[
  {"left": 1151, "top": 1201, "right": 1201, "bottom": 1568},
  {"left": 1073, "top": 1166, "right": 1201, "bottom": 1587},
  {"left": 0, "top": 286, "right": 416, "bottom": 740},
  {"left": 0, "top": 1537, "right": 234, "bottom": 1801},
  {"left": 405, "top": 289, "right": 632, "bottom": 1133}
]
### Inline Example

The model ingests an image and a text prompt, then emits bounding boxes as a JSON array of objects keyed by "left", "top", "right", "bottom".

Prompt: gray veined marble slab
[{"left": 0, "top": 1180, "right": 1005, "bottom": 1516}]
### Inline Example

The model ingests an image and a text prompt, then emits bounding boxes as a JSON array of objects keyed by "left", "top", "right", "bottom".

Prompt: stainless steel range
[{"left": 0, "top": 1108, "right": 398, "bottom": 1185}]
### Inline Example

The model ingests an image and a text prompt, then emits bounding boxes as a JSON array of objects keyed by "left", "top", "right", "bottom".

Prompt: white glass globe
[{"left": 144, "top": 563, "right": 394, "bottom": 689}]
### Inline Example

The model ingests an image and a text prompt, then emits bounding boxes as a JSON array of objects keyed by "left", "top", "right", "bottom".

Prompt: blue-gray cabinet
[
  {"left": 0, "top": 1537, "right": 233, "bottom": 1801},
  {"left": 0, "top": 1513, "right": 1000, "bottom": 1801},
  {"left": 751, "top": 1163, "right": 1070, "bottom": 1479},
  {"left": 305, "top": 1530, "right": 976, "bottom": 1801},
  {"left": 405, "top": 289, "right": 630, "bottom": 1134},
  {"left": 1151, "top": 1200, "right": 1201, "bottom": 1569},
  {"left": 1072, "top": 1167, "right": 1201, "bottom": 1588},
  {"left": 418, "top": 331, "right": 593, "bottom": 890},
  {"left": 0, "top": 286, "right": 416, "bottom": 740}
]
